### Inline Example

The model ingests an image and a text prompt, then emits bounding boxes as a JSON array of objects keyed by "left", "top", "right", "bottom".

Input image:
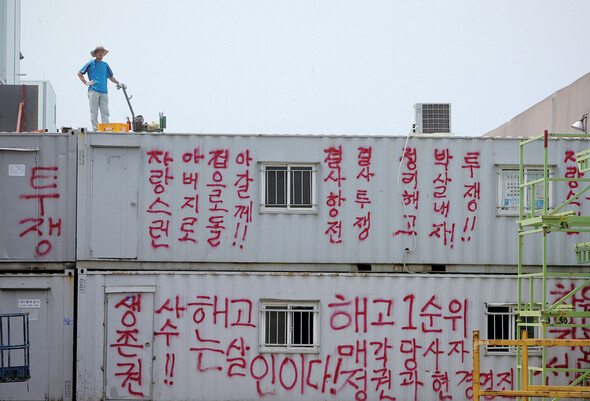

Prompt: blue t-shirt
[{"left": 79, "top": 60, "right": 113, "bottom": 94}]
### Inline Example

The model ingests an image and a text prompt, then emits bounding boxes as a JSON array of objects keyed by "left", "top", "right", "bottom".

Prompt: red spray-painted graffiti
[
  {"left": 19, "top": 166, "right": 62, "bottom": 256},
  {"left": 233, "top": 150, "right": 254, "bottom": 249},
  {"left": 354, "top": 147, "right": 373, "bottom": 240},
  {"left": 206, "top": 149, "right": 229, "bottom": 247},
  {"left": 549, "top": 281, "right": 590, "bottom": 378},
  {"left": 106, "top": 289, "right": 493, "bottom": 400},
  {"left": 155, "top": 295, "right": 185, "bottom": 385},
  {"left": 393, "top": 147, "right": 481, "bottom": 249},
  {"left": 109, "top": 294, "right": 147, "bottom": 397},
  {"left": 144, "top": 147, "right": 254, "bottom": 250},
  {"left": 107, "top": 281, "right": 590, "bottom": 400},
  {"left": 564, "top": 150, "right": 587, "bottom": 236},
  {"left": 429, "top": 149, "right": 455, "bottom": 249},
  {"left": 147, "top": 150, "right": 174, "bottom": 249},
  {"left": 394, "top": 147, "right": 419, "bottom": 238},
  {"left": 179, "top": 147, "right": 205, "bottom": 244},
  {"left": 324, "top": 145, "right": 346, "bottom": 244},
  {"left": 138, "top": 143, "right": 491, "bottom": 253},
  {"left": 461, "top": 152, "right": 480, "bottom": 242}
]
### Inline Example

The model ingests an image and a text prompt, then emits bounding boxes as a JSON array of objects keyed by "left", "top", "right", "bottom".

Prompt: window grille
[
  {"left": 260, "top": 301, "right": 319, "bottom": 353},
  {"left": 0, "top": 313, "right": 30, "bottom": 383},
  {"left": 485, "top": 304, "right": 539, "bottom": 354},
  {"left": 261, "top": 164, "right": 316, "bottom": 212}
]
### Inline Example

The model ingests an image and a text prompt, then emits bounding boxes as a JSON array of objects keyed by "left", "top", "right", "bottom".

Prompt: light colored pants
[{"left": 88, "top": 89, "right": 109, "bottom": 131}]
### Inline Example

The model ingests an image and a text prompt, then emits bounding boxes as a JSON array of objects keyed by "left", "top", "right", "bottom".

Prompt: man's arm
[
  {"left": 109, "top": 76, "right": 120, "bottom": 86},
  {"left": 77, "top": 71, "right": 93, "bottom": 86}
]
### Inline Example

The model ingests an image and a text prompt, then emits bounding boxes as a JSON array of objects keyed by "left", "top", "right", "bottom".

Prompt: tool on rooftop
[{"left": 121, "top": 84, "right": 167, "bottom": 133}]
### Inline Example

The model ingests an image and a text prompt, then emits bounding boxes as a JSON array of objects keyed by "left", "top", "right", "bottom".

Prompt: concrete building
[
  {"left": 0, "top": 0, "right": 21, "bottom": 86},
  {"left": 0, "top": 0, "right": 57, "bottom": 133},
  {"left": 484, "top": 72, "right": 590, "bottom": 138}
]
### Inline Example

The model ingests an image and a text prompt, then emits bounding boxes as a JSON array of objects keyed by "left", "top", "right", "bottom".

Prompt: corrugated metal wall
[
  {"left": 76, "top": 271, "right": 589, "bottom": 401},
  {"left": 0, "top": 133, "right": 76, "bottom": 400},
  {"left": 0, "top": 133, "right": 77, "bottom": 264},
  {"left": 76, "top": 132, "right": 590, "bottom": 268},
  {"left": 0, "top": 272, "right": 75, "bottom": 401},
  {"left": 3, "top": 131, "right": 590, "bottom": 400}
]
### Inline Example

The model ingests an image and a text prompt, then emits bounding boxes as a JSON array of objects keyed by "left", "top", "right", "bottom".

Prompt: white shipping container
[
  {"left": 0, "top": 133, "right": 77, "bottom": 263},
  {"left": 76, "top": 270, "right": 590, "bottom": 401},
  {"left": 76, "top": 132, "right": 590, "bottom": 269},
  {"left": 0, "top": 271, "right": 75, "bottom": 401}
]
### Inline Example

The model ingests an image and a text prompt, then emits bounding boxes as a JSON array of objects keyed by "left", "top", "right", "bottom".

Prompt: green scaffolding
[{"left": 517, "top": 131, "right": 590, "bottom": 398}]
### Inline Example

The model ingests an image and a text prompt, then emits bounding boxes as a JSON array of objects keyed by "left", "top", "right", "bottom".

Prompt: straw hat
[{"left": 90, "top": 46, "right": 109, "bottom": 57}]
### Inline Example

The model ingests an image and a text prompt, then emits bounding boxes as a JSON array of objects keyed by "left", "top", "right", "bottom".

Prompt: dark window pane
[
  {"left": 487, "top": 306, "right": 510, "bottom": 352},
  {"left": 265, "top": 167, "right": 287, "bottom": 207},
  {"left": 290, "top": 167, "right": 312, "bottom": 208},
  {"left": 265, "top": 307, "right": 287, "bottom": 345},
  {"left": 292, "top": 306, "right": 314, "bottom": 346},
  {"left": 266, "top": 170, "right": 276, "bottom": 205}
]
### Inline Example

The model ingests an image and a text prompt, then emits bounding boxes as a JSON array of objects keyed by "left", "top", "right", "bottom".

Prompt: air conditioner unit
[{"left": 414, "top": 103, "right": 451, "bottom": 134}]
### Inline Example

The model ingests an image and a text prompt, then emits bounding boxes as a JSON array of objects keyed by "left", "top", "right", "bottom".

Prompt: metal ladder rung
[
  {"left": 576, "top": 149, "right": 590, "bottom": 173},
  {"left": 575, "top": 242, "right": 590, "bottom": 264}
]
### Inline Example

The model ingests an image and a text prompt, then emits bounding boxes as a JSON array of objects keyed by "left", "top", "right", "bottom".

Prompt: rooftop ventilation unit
[{"left": 414, "top": 103, "right": 451, "bottom": 134}]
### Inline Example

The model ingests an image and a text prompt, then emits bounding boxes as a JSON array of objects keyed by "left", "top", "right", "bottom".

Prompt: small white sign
[
  {"left": 18, "top": 299, "right": 41, "bottom": 308},
  {"left": 8, "top": 164, "right": 26, "bottom": 177},
  {"left": 79, "top": 278, "right": 86, "bottom": 294}
]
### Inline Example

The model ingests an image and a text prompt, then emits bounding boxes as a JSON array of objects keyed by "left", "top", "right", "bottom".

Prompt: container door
[
  {"left": 90, "top": 147, "right": 139, "bottom": 259},
  {"left": 0, "top": 149, "right": 38, "bottom": 259},
  {"left": 0, "top": 289, "right": 49, "bottom": 401},
  {"left": 105, "top": 290, "right": 154, "bottom": 400}
]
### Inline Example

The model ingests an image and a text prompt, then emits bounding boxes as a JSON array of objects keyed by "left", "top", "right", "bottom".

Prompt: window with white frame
[
  {"left": 497, "top": 166, "right": 553, "bottom": 215},
  {"left": 260, "top": 300, "right": 319, "bottom": 353},
  {"left": 485, "top": 304, "right": 539, "bottom": 354},
  {"left": 260, "top": 164, "right": 317, "bottom": 212}
]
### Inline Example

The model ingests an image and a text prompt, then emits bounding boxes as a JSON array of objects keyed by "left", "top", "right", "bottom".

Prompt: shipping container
[
  {"left": 0, "top": 133, "right": 77, "bottom": 265},
  {"left": 0, "top": 271, "right": 75, "bottom": 401},
  {"left": 76, "top": 131, "right": 590, "bottom": 270},
  {"left": 76, "top": 270, "right": 589, "bottom": 401},
  {"left": 3, "top": 130, "right": 590, "bottom": 400}
]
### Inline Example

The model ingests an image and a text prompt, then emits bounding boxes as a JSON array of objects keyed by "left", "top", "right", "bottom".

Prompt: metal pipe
[
  {"left": 472, "top": 330, "right": 480, "bottom": 401},
  {"left": 522, "top": 330, "right": 529, "bottom": 401}
]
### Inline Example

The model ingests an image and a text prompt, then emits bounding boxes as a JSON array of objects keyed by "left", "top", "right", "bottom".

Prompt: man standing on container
[{"left": 77, "top": 45, "right": 123, "bottom": 131}]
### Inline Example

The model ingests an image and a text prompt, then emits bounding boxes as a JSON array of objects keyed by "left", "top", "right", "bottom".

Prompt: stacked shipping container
[{"left": 2, "top": 131, "right": 590, "bottom": 400}]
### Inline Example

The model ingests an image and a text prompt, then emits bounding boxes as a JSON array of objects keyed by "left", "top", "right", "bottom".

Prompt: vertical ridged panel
[{"left": 77, "top": 271, "right": 589, "bottom": 401}]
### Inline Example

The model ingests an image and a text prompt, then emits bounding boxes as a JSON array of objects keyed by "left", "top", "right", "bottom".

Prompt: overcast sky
[{"left": 19, "top": 0, "right": 590, "bottom": 136}]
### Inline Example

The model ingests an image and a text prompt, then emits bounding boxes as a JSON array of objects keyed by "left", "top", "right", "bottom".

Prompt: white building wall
[
  {"left": 484, "top": 72, "right": 590, "bottom": 138},
  {"left": 21, "top": 80, "right": 57, "bottom": 132},
  {"left": 0, "top": 0, "right": 21, "bottom": 85}
]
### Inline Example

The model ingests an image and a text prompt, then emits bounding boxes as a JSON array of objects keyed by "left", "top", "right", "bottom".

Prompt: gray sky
[{"left": 19, "top": 0, "right": 590, "bottom": 136}]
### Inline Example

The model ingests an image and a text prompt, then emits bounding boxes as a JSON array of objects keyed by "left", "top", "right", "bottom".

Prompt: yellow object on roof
[{"left": 97, "top": 123, "right": 129, "bottom": 132}]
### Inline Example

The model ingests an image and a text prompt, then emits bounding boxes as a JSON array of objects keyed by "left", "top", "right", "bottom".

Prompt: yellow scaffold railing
[{"left": 473, "top": 330, "right": 590, "bottom": 400}]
